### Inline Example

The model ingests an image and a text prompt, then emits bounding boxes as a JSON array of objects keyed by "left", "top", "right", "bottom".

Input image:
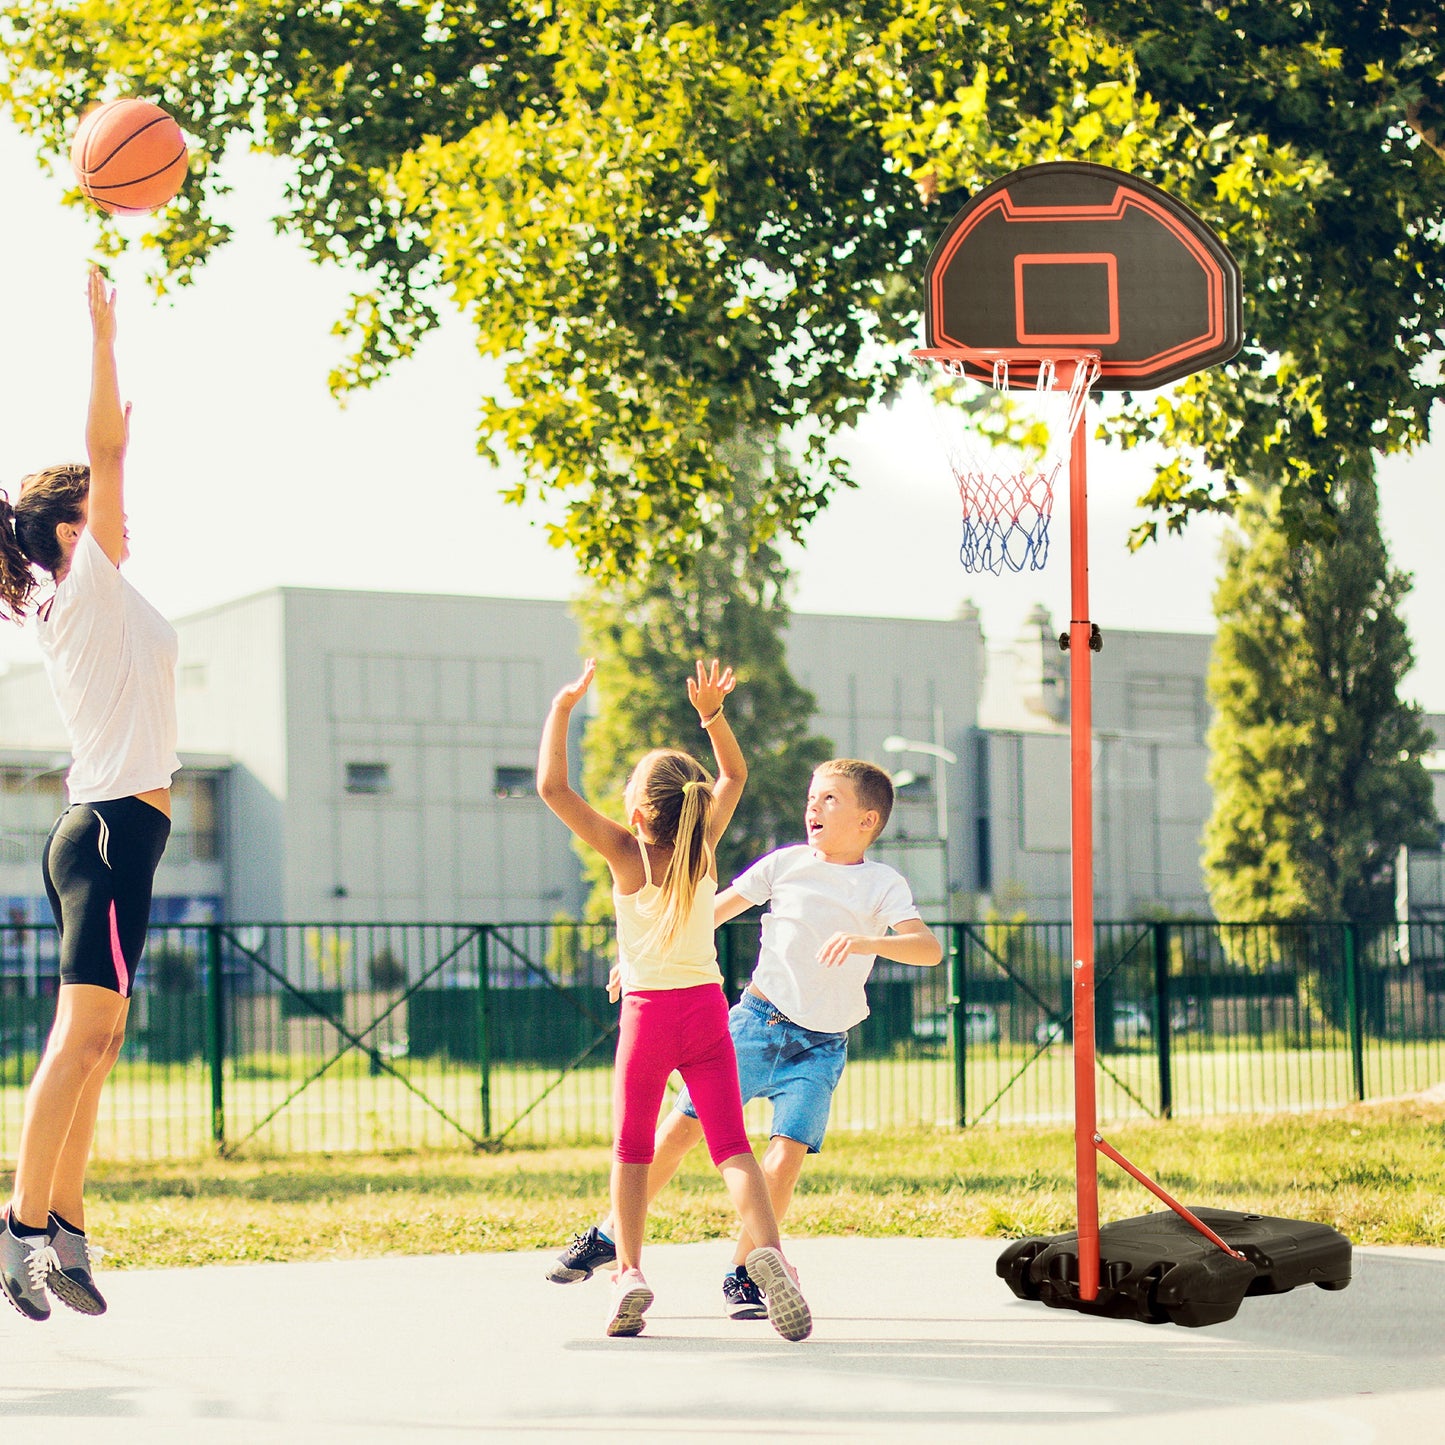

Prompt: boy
[{"left": 547, "top": 758, "right": 942, "bottom": 1317}]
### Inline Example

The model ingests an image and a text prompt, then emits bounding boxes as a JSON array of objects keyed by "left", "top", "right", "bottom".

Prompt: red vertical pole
[{"left": 1067, "top": 387, "right": 1100, "bottom": 1302}]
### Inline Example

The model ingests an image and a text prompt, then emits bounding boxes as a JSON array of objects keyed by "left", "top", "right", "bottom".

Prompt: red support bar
[
  {"left": 1067, "top": 381, "right": 1100, "bottom": 1302},
  {"left": 1062, "top": 360, "right": 1247, "bottom": 1302},
  {"left": 1093, "top": 1135, "right": 1249, "bottom": 1260}
]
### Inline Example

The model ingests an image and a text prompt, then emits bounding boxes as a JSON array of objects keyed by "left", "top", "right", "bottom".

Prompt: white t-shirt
[
  {"left": 37, "top": 528, "right": 181, "bottom": 804},
  {"left": 732, "top": 844, "right": 923, "bottom": 1033}
]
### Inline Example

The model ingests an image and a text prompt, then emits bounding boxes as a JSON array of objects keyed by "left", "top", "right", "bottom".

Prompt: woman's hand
[{"left": 687, "top": 658, "right": 735, "bottom": 720}]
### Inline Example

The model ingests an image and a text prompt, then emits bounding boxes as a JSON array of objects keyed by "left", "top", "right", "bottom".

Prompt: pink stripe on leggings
[{"left": 108, "top": 902, "right": 129, "bottom": 995}]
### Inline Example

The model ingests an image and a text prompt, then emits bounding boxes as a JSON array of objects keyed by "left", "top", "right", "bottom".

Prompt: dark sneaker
[
  {"left": 744, "top": 1246, "right": 812, "bottom": 1342},
  {"left": 1, "top": 1208, "right": 57, "bottom": 1323},
  {"left": 546, "top": 1225, "right": 616, "bottom": 1284},
  {"left": 605, "top": 1268, "right": 653, "bottom": 1337},
  {"left": 722, "top": 1267, "right": 768, "bottom": 1321},
  {"left": 46, "top": 1215, "right": 107, "bottom": 1316}
]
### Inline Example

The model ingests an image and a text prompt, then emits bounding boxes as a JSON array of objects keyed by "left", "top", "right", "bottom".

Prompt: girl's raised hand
[
  {"left": 687, "top": 658, "right": 735, "bottom": 719},
  {"left": 551, "top": 658, "right": 597, "bottom": 711}
]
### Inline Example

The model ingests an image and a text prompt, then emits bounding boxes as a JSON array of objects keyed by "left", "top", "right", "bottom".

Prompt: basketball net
[{"left": 913, "top": 350, "right": 1101, "bottom": 575}]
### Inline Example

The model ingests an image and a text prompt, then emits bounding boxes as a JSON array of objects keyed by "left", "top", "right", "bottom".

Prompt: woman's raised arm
[{"left": 84, "top": 267, "right": 129, "bottom": 567}]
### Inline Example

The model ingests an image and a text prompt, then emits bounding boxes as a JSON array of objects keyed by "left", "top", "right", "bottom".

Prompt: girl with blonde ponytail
[{"left": 538, "top": 659, "right": 811, "bottom": 1342}]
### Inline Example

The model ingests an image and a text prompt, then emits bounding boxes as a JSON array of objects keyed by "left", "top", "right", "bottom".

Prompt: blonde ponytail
[{"left": 630, "top": 751, "right": 717, "bottom": 950}]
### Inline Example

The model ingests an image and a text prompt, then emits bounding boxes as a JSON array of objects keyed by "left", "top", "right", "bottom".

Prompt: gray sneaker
[
  {"left": 546, "top": 1224, "right": 617, "bottom": 1284},
  {"left": 47, "top": 1215, "right": 107, "bottom": 1316},
  {"left": 722, "top": 1266, "right": 768, "bottom": 1320},
  {"left": 1, "top": 1208, "right": 58, "bottom": 1322}
]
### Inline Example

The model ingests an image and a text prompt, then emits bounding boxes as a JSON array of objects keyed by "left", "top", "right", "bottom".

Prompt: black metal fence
[{"left": 1, "top": 918, "right": 1441, "bottom": 1161}]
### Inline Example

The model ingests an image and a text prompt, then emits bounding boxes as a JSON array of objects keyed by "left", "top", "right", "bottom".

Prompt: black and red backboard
[{"left": 922, "top": 161, "right": 1242, "bottom": 390}]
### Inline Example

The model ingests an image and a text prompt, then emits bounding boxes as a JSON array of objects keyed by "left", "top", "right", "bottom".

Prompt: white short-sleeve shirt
[
  {"left": 36, "top": 529, "right": 181, "bottom": 804},
  {"left": 732, "top": 844, "right": 923, "bottom": 1033}
]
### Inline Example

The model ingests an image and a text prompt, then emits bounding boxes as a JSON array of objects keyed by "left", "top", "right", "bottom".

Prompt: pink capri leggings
[{"left": 614, "top": 983, "right": 751, "bottom": 1167}]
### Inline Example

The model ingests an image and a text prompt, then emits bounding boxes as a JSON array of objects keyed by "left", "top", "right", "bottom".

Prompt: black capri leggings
[{"left": 42, "top": 796, "right": 171, "bottom": 997}]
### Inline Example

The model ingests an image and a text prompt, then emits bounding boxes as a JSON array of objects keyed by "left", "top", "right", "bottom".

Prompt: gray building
[
  {"left": 0, "top": 587, "right": 985, "bottom": 924},
  {"left": 976, "top": 605, "right": 1214, "bottom": 919},
  {"left": 10, "top": 582, "right": 1429, "bottom": 927},
  {"left": 165, "top": 588, "right": 587, "bottom": 923}
]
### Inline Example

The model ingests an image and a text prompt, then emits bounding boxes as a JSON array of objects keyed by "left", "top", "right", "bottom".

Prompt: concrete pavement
[{"left": 3, "top": 1237, "right": 1441, "bottom": 1442}]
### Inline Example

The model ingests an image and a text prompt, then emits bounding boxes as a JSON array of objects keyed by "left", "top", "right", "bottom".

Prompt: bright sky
[{"left": 2, "top": 119, "right": 1442, "bottom": 703}]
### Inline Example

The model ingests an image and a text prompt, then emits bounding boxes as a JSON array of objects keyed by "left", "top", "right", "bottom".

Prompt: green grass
[
  {"left": 7, "top": 1037, "right": 1443, "bottom": 1158},
  {"left": 64, "top": 1097, "right": 1445, "bottom": 1270}
]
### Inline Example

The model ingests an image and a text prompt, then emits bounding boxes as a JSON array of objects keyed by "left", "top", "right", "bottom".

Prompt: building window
[
  {"left": 0, "top": 766, "right": 67, "bottom": 862},
  {"left": 494, "top": 765, "right": 535, "bottom": 799},
  {"left": 345, "top": 762, "right": 391, "bottom": 795},
  {"left": 171, "top": 771, "right": 221, "bottom": 861}
]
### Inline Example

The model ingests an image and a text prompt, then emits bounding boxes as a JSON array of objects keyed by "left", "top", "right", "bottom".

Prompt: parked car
[
  {"left": 912, "top": 1004, "right": 999, "bottom": 1046},
  {"left": 1169, "top": 996, "right": 1203, "bottom": 1032},
  {"left": 1035, "top": 1003, "right": 1153, "bottom": 1046},
  {"left": 1034, "top": 1015, "right": 1066, "bottom": 1046},
  {"left": 1112, "top": 1002, "right": 1152, "bottom": 1042}
]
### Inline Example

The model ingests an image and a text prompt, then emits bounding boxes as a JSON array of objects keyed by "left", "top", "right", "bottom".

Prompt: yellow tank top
[{"left": 613, "top": 836, "right": 722, "bottom": 993}]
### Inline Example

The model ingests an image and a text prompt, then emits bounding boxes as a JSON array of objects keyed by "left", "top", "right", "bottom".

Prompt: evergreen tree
[
  {"left": 571, "top": 435, "right": 833, "bottom": 920},
  {"left": 1203, "top": 471, "right": 1435, "bottom": 926}
]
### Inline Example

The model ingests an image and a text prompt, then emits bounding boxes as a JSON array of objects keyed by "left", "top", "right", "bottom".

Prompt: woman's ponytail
[
  {"left": 0, "top": 490, "right": 40, "bottom": 623},
  {"left": 0, "top": 466, "right": 90, "bottom": 623}
]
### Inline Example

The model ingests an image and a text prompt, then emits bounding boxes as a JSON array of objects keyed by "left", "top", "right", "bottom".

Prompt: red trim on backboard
[{"left": 1014, "top": 253, "right": 1119, "bottom": 345}]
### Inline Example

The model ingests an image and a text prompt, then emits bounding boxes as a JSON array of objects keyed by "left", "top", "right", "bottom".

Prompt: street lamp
[
  {"left": 882, "top": 734, "right": 957, "bottom": 852},
  {"left": 883, "top": 732, "right": 959, "bottom": 913}
]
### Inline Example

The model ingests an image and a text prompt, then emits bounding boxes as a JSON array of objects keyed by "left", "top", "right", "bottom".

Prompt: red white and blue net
[{"left": 912, "top": 350, "right": 1100, "bottom": 575}]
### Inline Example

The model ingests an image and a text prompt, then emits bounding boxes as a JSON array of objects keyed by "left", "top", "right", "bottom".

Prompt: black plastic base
[{"left": 997, "top": 1207, "right": 1352, "bottom": 1328}]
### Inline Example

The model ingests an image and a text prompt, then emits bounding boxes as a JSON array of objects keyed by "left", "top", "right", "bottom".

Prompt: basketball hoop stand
[
  {"left": 1049, "top": 389, "right": 1260, "bottom": 1310},
  {"left": 916, "top": 161, "right": 1350, "bottom": 1327},
  {"left": 999, "top": 402, "right": 1352, "bottom": 1324},
  {"left": 916, "top": 345, "right": 1351, "bottom": 1328}
]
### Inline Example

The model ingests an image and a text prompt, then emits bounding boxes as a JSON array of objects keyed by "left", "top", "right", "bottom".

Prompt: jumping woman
[{"left": 0, "top": 268, "right": 179, "bottom": 1321}]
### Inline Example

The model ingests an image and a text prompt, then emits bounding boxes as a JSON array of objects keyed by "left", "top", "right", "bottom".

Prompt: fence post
[
  {"left": 950, "top": 924, "right": 968, "bottom": 1129},
  {"left": 477, "top": 925, "right": 492, "bottom": 1141},
  {"left": 1344, "top": 922, "right": 1366, "bottom": 1102},
  {"left": 205, "top": 923, "right": 225, "bottom": 1150},
  {"left": 719, "top": 921, "right": 736, "bottom": 997},
  {"left": 1152, "top": 921, "right": 1173, "bottom": 1119}
]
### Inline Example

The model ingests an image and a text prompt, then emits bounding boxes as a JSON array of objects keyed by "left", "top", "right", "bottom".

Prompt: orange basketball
[{"left": 70, "top": 98, "right": 189, "bottom": 216}]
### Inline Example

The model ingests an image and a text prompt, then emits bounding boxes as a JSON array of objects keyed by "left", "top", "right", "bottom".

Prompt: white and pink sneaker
[
  {"left": 744, "top": 1246, "right": 812, "bottom": 1341},
  {"left": 605, "top": 1267, "right": 654, "bottom": 1338}
]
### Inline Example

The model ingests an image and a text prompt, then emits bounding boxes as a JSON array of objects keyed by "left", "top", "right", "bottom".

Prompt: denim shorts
[{"left": 673, "top": 989, "right": 848, "bottom": 1153}]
